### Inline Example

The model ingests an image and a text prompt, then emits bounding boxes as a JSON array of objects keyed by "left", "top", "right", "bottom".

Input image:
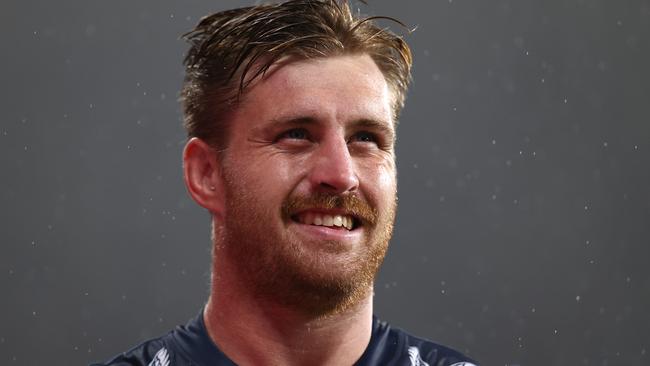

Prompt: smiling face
[{"left": 217, "top": 54, "right": 397, "bottom": 315}]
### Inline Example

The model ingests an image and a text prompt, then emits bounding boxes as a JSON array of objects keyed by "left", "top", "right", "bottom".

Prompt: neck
[{"left": 203, "top": 249, "right": 374, "bottom": 366}]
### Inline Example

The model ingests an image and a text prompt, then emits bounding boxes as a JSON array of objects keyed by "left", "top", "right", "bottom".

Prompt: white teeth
[
  {"left": 333, "top": 215, "right": 343, "bottom": 227},
  {"left": 298, "top": 212, "right": 354, "bottom": 230},
  {"left": 323, "top": 215, "right": 333, "bottom": 226}
]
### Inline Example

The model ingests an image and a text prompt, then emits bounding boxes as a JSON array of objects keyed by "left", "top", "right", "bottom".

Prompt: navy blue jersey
[{"left": 92, "top": 311, "right": 478, "bottom": 366}]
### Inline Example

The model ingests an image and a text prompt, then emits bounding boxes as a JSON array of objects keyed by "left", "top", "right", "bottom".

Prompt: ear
[{"left": 183, "top": 137, "right": 225, "bottom": 220}]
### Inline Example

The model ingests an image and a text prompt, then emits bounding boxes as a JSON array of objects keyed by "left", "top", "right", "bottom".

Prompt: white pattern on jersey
[
  {"left": 407, "top": 346, "right": 430, "bottom": 366},
  {"left": 148, "top": 347, "right": 170, "bottom": 366}
]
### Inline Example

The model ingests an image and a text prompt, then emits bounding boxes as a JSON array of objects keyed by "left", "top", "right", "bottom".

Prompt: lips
[{"left": 294, "top": 211, "right": 355, "bottom": 230}]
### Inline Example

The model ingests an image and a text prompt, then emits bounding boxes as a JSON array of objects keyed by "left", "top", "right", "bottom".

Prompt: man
[{"left": 95, "top": 1, "right": 478, "bottom": 365}]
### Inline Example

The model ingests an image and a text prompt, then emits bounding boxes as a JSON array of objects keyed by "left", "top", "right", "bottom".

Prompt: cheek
[
  {"left": 234, "top": 153, "right": 307, "bottom": 197},
  {"left": 377, "top": 168, "right": 397, "bottom": 200},
  {"left": 362, "top": 159, "right": 397, "bottom": 201}
]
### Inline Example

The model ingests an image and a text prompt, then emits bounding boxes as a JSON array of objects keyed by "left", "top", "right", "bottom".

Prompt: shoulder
[
  {"left": 401, "top": 330, "right": 479, "bottom": 366},
  {"left": 89, "top": 334, "right": 175, "bottom": 366},
  {"left": 89, "top": 310, "right": 233, "bottom": 366},
  {"left": 358, "top": 316, "right": 479, "bottom": 366}
]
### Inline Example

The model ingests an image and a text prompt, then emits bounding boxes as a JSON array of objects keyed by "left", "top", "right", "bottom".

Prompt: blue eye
[
  {"left": 352, "top": 131, "right": 377, "bottom": 143},
  {"left": 282, "top": 128, "right": 308, "bottom": 140}
]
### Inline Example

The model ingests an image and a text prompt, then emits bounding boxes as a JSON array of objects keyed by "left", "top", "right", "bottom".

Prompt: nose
[{"left": 308, "top": 137, "right": 359, "bottom": 194}]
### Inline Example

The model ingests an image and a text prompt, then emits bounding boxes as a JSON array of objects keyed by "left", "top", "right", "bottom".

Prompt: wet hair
[{"left": 180, "top": 0, "right": 413, "bottom": 150}]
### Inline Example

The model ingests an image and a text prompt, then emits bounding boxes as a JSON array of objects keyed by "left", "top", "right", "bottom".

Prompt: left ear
[{"left": 182, "top": 137, "right": 225, "bottom": 221}]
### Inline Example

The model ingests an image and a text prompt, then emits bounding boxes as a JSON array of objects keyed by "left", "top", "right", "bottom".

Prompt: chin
[{"left": 261, "top": 237, "right": 386, "bottom": 317}]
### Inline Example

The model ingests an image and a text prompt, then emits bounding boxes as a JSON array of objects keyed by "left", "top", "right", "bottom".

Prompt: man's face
[{"left": 218, "top": 54, "right": 397, "bottom": 314}]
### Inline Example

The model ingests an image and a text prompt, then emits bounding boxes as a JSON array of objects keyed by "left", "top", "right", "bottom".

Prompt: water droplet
[{"left": 85, "top": 25, "right": 96, "bottom": 37}]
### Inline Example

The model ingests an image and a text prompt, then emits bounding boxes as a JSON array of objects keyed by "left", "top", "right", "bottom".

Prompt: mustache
[{"left": 282, "top": 193, "right": 377, "bottom": 226}]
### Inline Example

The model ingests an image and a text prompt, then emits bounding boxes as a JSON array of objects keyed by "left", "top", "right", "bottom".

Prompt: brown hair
[{"left": 181, "top": 0, "right": 413, "bottom": 150}]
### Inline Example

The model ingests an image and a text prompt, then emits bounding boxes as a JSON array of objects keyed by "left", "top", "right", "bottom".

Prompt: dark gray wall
[{"left": 1, "top": 1, "right": 649, "bottom": 365}]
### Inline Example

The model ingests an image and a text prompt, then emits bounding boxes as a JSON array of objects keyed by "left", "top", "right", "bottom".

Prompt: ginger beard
[{"left": 217, "top": 166, "right": 397, "bottom": 317}]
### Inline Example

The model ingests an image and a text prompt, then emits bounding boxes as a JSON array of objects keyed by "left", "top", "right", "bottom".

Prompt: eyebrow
[{"left": 269, "top": 116, "right": 318, "bottom": 127}]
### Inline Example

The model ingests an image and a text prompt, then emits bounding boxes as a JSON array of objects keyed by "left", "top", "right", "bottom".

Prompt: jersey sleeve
[{"left": 89, "top": 337, "right": 170, "bottom": 366}]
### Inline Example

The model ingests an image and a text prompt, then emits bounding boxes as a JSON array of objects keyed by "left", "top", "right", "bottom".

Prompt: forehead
[{"left": 236, "top": 54, "right": 395, "bottom": 128}]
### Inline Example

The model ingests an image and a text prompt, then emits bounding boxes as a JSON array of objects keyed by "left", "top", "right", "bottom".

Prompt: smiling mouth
[{"left": 291, "top": 212, "right": 358, "bottom": 231}]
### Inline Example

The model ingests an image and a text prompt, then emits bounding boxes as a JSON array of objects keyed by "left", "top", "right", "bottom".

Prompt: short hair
[{"left": 180, "top": 0, "right": 413, "bottom": 150}]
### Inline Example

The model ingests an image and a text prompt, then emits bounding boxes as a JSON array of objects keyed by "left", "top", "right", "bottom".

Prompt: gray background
[{"left": 1, "top": 0, "right": 649, "bottom": 365}]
